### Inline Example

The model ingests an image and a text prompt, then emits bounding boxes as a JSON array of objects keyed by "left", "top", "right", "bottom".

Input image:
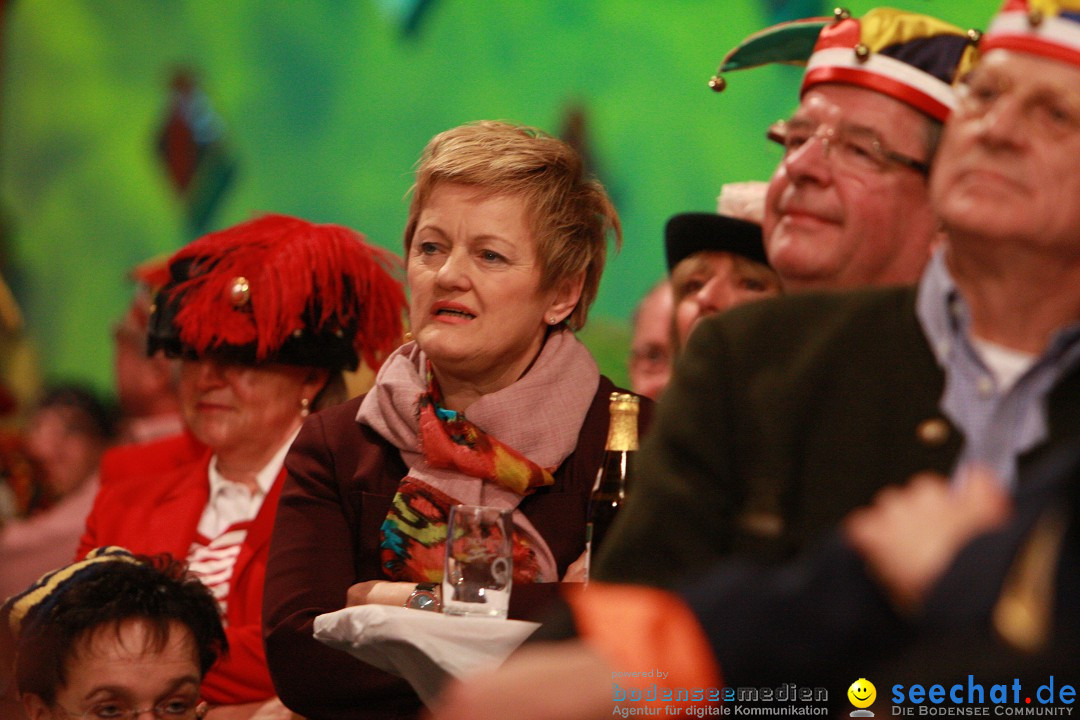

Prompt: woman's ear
[
  {"left": 546, "top": 272, "right": 586, "bottom": 325},
  {"left": 303, "top": 368, "right": 332, "bottom": 397}
]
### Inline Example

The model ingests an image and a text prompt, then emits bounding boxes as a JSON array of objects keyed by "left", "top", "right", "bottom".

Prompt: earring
[
  {"left": 404, "top": 331, "right": 413, "bottom": 342},
  {"left": 548, "top": 316, "right": 558, "bottom": 325},
  {"left": 300, "top": 398, "right": 311, "bottom": 418}
]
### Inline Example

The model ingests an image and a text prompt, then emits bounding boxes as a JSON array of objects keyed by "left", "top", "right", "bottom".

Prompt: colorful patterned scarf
[{"left": 357, "top": 328, "right": 600, "bottom": 585}]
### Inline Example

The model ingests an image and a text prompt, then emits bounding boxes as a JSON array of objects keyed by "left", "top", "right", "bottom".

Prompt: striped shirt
[{"left": 187, "top": 435, "right": 295, "bottom": 619}]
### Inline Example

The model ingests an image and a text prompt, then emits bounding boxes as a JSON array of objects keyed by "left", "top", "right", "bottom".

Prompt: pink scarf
[{"left": 357, "top": 328, "right": 599, "bottom": 583}]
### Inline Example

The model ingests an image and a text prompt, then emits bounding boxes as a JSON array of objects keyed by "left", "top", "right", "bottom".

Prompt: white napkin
[{"left": 313, "top": 605, "right": 541, "bottom": 705}]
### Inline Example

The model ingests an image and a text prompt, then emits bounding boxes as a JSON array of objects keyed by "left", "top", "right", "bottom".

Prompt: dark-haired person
[
  {"left": 78, "top": 215, "right": 406, "bottom": 712},
  {"left": 0, "top": 385, "right": 115, "bottom": 599},
  {"left": 2, "top": 547, "right": 227, "bottom": 720}
]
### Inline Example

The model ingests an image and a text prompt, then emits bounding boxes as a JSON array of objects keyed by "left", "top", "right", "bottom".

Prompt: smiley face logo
[{"left": 848, "top": 678, "right": 876, "bottom": 709}]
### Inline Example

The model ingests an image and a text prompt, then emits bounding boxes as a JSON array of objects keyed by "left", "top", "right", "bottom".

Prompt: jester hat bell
[
  {"left": 982, "top": 0, "right": 1080, "bottom": 67},
  {"left": 147, "top": 214, "right": 406, "bottom": 372},
  {"left": 711, "top": 7, "right": 982, "bottom": 121}
]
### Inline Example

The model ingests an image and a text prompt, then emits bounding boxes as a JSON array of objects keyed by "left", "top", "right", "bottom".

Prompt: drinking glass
[{"left": 442, "top": 504, "right": 513, "bottom": 619}]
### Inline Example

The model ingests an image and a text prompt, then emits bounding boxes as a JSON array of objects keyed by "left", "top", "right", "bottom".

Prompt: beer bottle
[{"left": 584, "top": 391, "right": 639, "bottom": 583}]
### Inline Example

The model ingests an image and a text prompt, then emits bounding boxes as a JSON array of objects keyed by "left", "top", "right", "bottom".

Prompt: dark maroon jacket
[{"left": 263, "top": 377, "right": 651, "bottom": 719}]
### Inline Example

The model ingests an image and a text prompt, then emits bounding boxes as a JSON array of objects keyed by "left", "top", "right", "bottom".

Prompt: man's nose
[{"left": 783, "top": 132, "right": 835, "bottom": 185}]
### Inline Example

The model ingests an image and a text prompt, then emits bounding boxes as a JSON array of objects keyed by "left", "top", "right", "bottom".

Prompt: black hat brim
[{"left": 664, "top": 212, "right": 769, "bottom": 273}]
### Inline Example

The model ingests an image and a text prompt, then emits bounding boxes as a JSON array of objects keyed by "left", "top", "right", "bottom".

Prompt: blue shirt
[{"left": 916, "top": 250, "right": 1080, "bottom": 489}]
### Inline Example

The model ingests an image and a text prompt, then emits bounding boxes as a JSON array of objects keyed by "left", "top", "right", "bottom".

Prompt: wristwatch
[{"left": 405, "top": 582, "right": 442, "bottom": 612}]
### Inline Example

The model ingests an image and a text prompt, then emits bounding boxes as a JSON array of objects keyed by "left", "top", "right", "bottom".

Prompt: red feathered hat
[{"left": 147, "top": 214, "right": 406, "bottom": 372}]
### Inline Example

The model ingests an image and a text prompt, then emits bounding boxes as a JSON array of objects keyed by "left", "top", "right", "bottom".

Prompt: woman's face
[
  {"left": 407, "top": 183, "right": 579, "bottom": 393},
  {"left": 179, "top": 359, "right": 324, "bottom": 459},
  {"left": 671, "top": 250, "right": 781, "bottom": 350},
  {"left": 23, "top": 620, "right": 203, "bottom": 720}
]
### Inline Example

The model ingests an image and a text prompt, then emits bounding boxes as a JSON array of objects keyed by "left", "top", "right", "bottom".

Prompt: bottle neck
[{"left": 605, "top": 410, "right": 639, "bottom": 452}]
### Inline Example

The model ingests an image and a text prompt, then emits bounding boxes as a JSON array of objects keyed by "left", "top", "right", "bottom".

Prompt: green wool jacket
[{"left": 595, "top": 285, "right": 1080, "bottom": 587}]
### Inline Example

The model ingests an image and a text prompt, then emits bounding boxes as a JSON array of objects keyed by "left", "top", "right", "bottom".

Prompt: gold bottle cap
[{"left": 607, "top": 393, "right": 640, "bottom": 452}]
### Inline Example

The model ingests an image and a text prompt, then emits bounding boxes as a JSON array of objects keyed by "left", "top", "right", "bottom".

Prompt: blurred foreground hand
[{"left": 845, "top": 466, "right": 1011, "bottom": 613}]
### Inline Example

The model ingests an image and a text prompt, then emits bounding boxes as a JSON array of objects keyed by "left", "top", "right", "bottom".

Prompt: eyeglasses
[
  {"left": 767, "top": 119, "right": 930, "bottom": 176},
  {"left": 59, "top": 700, "right": 208, "bottom": 720},
  {"left": 629, "top": 346, "right": 670, "bottom": 374}
]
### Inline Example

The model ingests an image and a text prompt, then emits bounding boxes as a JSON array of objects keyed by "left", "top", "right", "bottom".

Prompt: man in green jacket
[{"left": 598, "top": 0, "right": 1080, "bottom": 589}]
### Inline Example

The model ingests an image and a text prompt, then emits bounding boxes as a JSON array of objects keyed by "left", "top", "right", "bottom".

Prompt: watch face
[{"left": 409, "top": 590, "right": 439, "bottom": 611}]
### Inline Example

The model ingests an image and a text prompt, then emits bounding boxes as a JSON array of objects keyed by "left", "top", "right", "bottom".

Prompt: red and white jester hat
[
  {"left": 982, "top": 0, "right": 1080, "bottom": 66},
  {"left": 711, "top": 7, "right": 983, "bottom": 121}
]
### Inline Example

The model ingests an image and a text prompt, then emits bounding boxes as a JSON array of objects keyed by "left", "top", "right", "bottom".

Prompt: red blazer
[
  {"left": 95, "top": 431, "right": 206, "bottom": 489},
  {"left": 79, "top": 439, "right": 281, "bottom": 705}
]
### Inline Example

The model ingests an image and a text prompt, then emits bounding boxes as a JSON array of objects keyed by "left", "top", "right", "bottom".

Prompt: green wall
[{"left": 0, "top": 0, "right": 999, "bottom": 395}]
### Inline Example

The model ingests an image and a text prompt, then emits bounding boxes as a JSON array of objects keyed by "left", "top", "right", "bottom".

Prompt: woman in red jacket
[{"left": 78, "top": 214, "right": 406, "bottom": 716}]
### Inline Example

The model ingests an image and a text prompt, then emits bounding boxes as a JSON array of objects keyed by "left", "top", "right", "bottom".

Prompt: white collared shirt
[{"left": 197, "top": 431, "right": 297, "bottom": 538}]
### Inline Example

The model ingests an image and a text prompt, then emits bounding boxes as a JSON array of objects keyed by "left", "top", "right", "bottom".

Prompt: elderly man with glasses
[{"left": 723, "top": 8, "right": 981, "bottom": 291}]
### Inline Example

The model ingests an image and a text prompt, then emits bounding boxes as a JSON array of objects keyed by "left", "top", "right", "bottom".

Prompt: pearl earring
[{"left": 300, "top": 398, "right": 311, "bottom": 418}]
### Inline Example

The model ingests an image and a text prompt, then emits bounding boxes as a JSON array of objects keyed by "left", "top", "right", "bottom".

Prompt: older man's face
[
  {"left": 931, "top": 50, "right": 1080, "bottom": 255},
  {"left": 763, "top": 84, "right": 940, "bottom": 291},
  {"left": 628, "top": 281, "right": 674, "bottom": 401}
]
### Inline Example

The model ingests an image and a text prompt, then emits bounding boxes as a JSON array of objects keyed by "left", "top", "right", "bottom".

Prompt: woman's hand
[
  {"left": 562, "top": 550, "right": 589, "bottom": 582},
  {"left": 346, "top": 580, "right": 421, "bottom": 607}
]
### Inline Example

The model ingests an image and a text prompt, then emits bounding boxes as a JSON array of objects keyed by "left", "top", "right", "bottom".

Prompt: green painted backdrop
[{"left": 0, "top": 0, "right": 998, "bottom": 397}]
